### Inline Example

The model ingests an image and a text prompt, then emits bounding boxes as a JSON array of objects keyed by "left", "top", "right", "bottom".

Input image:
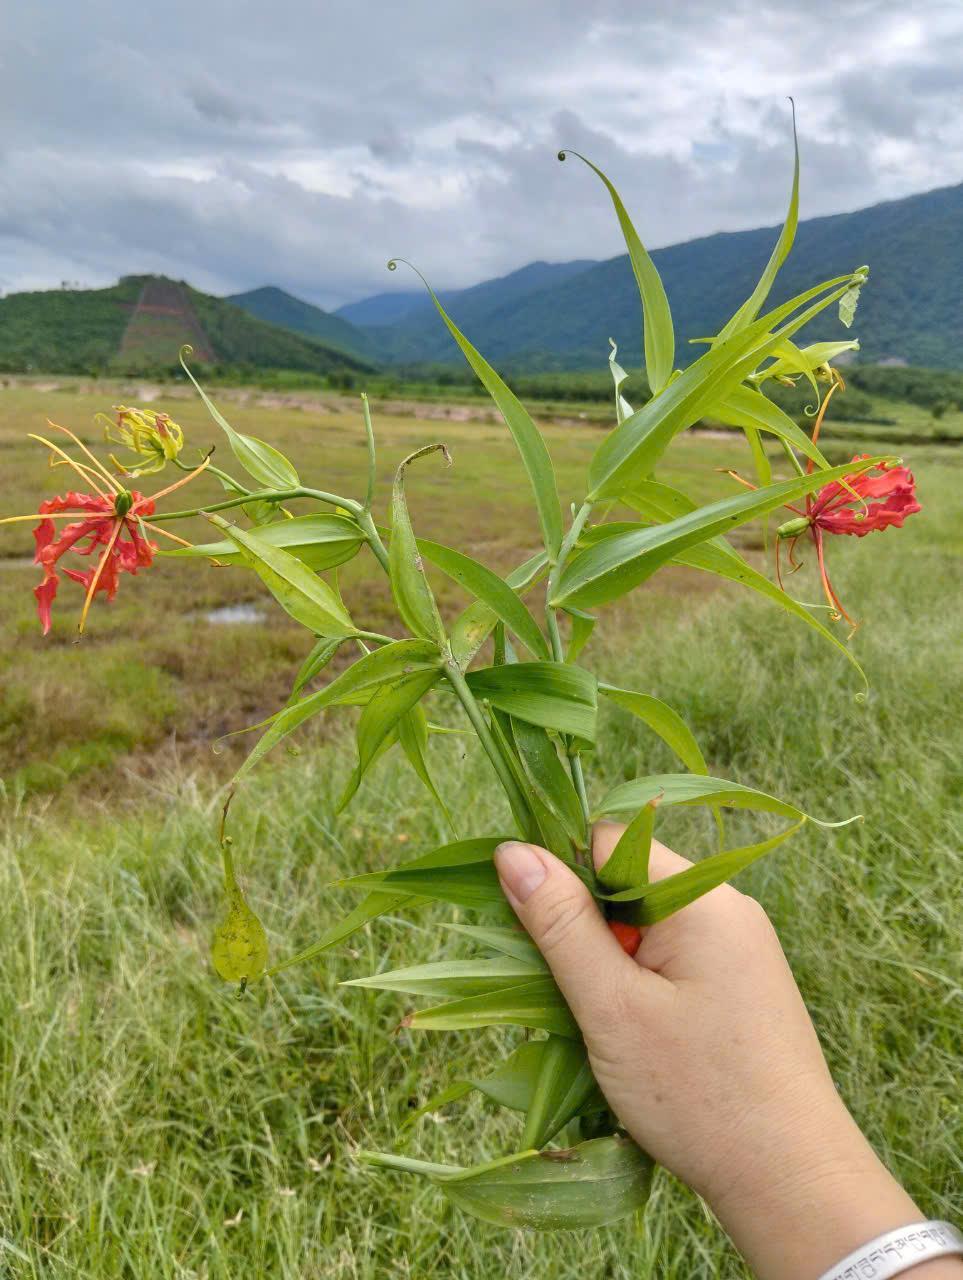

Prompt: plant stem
[
  {"left": 544, "top": 500, "right": 596, "bottom": 874},
  {"left": 444, "top": 659, "right": 530, "bottom": 836},
  {"left": 356, "top": 509, "right": 390, "bottom": 573},
  {"left": 150, "top": 486, "right": 362, "bottom": 523}
]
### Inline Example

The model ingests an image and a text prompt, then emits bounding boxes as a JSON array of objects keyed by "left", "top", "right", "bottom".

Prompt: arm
[{"left": 494, "top": 825, "right": 962, "bottom": 1280}]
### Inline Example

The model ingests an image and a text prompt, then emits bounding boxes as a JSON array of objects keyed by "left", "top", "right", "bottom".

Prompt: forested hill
[
  {"left": 0, "top": 276, "right": 373, "bottom": 375},
  {"left": 334, "top": 179, "right": 963, "bottom": 370}
]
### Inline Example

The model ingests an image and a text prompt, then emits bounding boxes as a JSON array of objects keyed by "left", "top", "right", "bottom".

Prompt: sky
[{"left": 1, "top": 0, "right": 962, "bottom": 310}]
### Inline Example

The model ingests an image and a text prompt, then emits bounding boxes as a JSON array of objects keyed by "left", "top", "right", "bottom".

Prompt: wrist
[{"left": 707, "top": 1094, "right": 924, "bottom": 1280}]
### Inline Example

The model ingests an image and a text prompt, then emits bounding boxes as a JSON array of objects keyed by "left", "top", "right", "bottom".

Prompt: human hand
[{"left": 494, "top": 826, "right": 956, "bottom": 1280}]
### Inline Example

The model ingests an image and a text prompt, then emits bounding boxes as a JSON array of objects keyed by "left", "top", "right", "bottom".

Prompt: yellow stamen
[
  {"left": 28, "top": 435, "right": 114, "bottom": 500},
  {"left": 133, "top": 456, "right": 211, "bottom": 512},
  {"left": 0, "top": 512, "right": 103, "bottom": 525},
  {"left": 139, "top": 520, "right": 195, "bottom": 549},
  {"left": 77, "top": 518, "right": 123, "bottom": 635},
  {"left": 47, "top": 455, "right": 118, "bottom": 491},
  {"left": 46, "top": 421, "right": 121, "bottom": 490}
]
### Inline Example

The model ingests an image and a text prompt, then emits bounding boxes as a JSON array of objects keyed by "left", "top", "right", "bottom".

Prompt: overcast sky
[{"left": 1, "top": 0, "right": 961, "bottom": 309}]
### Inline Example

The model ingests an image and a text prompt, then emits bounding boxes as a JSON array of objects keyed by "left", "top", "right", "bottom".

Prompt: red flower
[
  {"left": 778, "top": 454, "right": 921, "bottom": 631},
  {"left": 807, "top": 456, "right": 921, "bottom": 536},
  {"left": 1, "top": 421, "right": 209, "bottom": 634},
  {"left": 32, "top": 490, "right": 157, "bottom": 635}
]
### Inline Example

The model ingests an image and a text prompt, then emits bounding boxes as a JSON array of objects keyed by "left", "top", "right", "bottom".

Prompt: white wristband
[{"left": 817, "top": 1220, "right": 963, "bottom": 1280}]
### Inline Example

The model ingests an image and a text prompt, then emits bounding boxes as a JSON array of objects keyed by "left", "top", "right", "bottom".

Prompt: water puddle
[{"left": 204, "top": 604, "right": 265, "bottom": 625}]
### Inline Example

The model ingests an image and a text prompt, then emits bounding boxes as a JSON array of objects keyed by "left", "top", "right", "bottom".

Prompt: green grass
[{"left": 0, "top": 387, "right": 959, "bottom": 1274}]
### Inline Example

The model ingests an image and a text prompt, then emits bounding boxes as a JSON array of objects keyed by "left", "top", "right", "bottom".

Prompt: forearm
[{"left": 710, "top": 1096, "right": 962, "bottom": 1280}]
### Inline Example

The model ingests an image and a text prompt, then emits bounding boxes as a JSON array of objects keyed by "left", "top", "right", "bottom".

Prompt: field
[{"left": 0, "top": 380, "right": 960, "bottom": 1277}]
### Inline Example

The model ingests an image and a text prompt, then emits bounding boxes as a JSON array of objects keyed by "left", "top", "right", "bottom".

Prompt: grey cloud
[{"left": 0, "top": 0, "right": 961, "bottom": 307}]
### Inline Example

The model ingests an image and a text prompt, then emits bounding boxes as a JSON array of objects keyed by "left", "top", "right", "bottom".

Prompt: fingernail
[{"left": 494, "top": 842, "right": 546, "bottom": 903}]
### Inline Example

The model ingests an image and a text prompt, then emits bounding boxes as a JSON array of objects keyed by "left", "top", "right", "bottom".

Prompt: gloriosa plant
[{"left": 4, "top": 121, "right": 922, "bottom": 1231}]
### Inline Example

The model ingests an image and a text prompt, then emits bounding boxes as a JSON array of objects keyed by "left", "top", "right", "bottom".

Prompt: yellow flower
[{"left": 99, "top": 405, "right": 185, "bottom": 476}]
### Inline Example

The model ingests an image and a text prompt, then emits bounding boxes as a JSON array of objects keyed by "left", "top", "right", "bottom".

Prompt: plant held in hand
[{"left": 2, "top": 115, "right": 921, "bottom": 1231}]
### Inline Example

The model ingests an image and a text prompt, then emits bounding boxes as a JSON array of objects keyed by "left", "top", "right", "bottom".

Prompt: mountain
[
  {"left": 335, "top": 289, "right": 436, "bottom": 328},
  {"left": 334, "top": 260, "right": 598, "bottom": 335},
  {"left": 0, "top": 275, "right": 373, "bottom": 376},
  {"left": 225, "top": 285, "right": 376, "bottom": 361},
  {"left": 335, "top": 181, "right": 963, "bottom": 371}
]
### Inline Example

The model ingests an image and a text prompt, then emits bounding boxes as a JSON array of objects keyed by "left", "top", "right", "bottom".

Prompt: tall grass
[{"left": 0, "top": 448, "right": 959, "bottom": 1277}]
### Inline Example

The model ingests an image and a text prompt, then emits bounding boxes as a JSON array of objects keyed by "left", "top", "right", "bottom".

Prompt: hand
[{"left": 494, "top": 826, "right": 959, "bottom": 1280}]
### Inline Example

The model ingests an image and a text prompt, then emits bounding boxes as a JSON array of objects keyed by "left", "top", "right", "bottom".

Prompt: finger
[{"left": 494, "top": 840, "right": 664, "bottom": 1034}]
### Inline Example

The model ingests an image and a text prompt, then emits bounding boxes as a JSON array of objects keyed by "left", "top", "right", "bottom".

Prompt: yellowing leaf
[{"left": 211, "top": 883, "right": 268, "bottom": 984}]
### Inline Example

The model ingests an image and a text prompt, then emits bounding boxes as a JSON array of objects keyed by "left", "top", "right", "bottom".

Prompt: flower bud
[{"left": 100, "top": 406, "right": 185, "bottom": 476}]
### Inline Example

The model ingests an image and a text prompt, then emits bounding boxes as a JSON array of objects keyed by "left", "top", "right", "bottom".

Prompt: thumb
[{"left": 494, "top": 840, "right": 635, "bottom": 1034}]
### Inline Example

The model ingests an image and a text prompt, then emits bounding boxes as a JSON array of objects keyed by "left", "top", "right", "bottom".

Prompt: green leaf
[
  {"left": 449, "top": 550, "right": 548, "bottom": 669},
  {"left": 839, "top": 272, "right": 867, "bottom": 328},
  {"left": 586, "top": 269, "right": 867, "bottom": 500},
  {"left": 511, "top": 718, "right": 586, "bottom": 848},
  {"left": 466, "top": 662, "right": 598, "bottom": 744},
  {"left": 405, "top": 977, "right": 578, "bottom": 1038},
  {"left": 336, "top": 835, "right": 519, "bottom": 913},
  {"left": 443, "top": 923, "right": 543, "bottom": 964},
  {"left": 564, "top": 607, "right": 596, "bottom": 663},
  {"left": 521, "top": 1034, "right": 601, "bottom": 1149},
  {"left": 754, "top": 339, "right": 860, "bottom": 386},
  {"left": 265, "top": 891, "right": 419, "bottom": 977},
  {"left": 673, "top": 540, "right": 866, "bottom": 685},
  {"left": 418, "top": 539, "right": 550, "bottom": 660},
  {"left": 205, "top": 513, "right": 355, "bottom": 637},
  {"left": 715, "top": 108, "right": 799, "bottom": 341},
  {"left": 616, "top": 483, "right": 866, "bottom": 681},
  {"left": 234, "top": 639, "right": 441, "bottom": 780},
  {"left": 599, "top": 685, "right": 708, "bottom": 775},
  {"left": 162, "top": 514, "right": 365, "bottom": 571},
  {"left": 393, "top": 265, "right": 563, "bottom": 557},
  {"left": 555, "top": 456, "right": 893, "bottom": 608},
  {"left": 389, "top": 446, "right": 447, "bottom": 644},
  {"left": 397, "top": 705, "right": 455, "bottom": 830},
  {"left": 211, "top": 881, "right": 268, "bottom": 984},
  {"left": 560, "top": 151, "right": 674, "bottom": 393},
  {"left": 602, "top": 822, "right": 805, "bottom": 923},
  {"left": 592, "top": 772, "right": 858, "bottom": 829},
  {"left": 710, "top": 384, "right": 832, "bottom": 471},
  {"left": 289, "top": 636, "right": 345, "bottom": 701},
  {"left": 344, "top": 954, "right": 546, "bottom": 998},
  {"left": 180, "top": 347, "right": 299, "bottom": 488},
  {"left": 596, "top": 798, "right": 658, "bottom": 894},
  {"left": 362, "top": 1136, "right": 654, "bottom": 1230},
  {"left": 608, "top": 338, "right": 634, "bottom": 424},
  {"left": 339, "top": 670, "right": 441, "bottom": 810},
  {"left": 339, "top": 861, "right": 508, "bottom": 912}
]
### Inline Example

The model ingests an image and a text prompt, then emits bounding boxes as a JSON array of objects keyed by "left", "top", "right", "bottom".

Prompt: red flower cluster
[{"left": 33, "top": 490, "right": 157, "bottom": 635}]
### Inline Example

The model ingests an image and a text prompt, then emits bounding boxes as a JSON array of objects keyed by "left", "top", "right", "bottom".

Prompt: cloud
[{"left": 0, "top": 0, "right": 961, "bottom": 306}]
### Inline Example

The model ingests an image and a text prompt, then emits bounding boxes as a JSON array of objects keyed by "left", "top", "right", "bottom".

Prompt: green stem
[
  {"left": 173, "top": 456, "right": 249, "bottom": 493},
  {"left": 444, "top": 659, "right": 530, "bottom": 835},
  {"left": 546, "top": 500, "right": 596, "bottom": 874},
  {"left": 151, "top": 486, "right": 361, "bottom": 524},
  {"left": 356, "top": 508, "right": 390, "bottom": 573}
]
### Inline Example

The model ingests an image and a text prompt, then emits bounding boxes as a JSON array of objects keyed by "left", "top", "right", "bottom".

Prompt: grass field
[{"left": 0, "top": 380, "right": 960, "bottom": 1277}]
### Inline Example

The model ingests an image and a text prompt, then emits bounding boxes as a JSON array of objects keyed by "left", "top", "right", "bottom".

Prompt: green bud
[{"left": 777, "top": 516, "right": 810, "bottom": 539}]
